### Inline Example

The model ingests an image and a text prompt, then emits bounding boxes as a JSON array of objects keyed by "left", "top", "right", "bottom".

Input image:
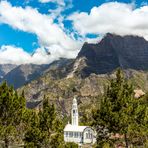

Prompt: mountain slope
[
  {"left": 69, "top": 33, "right": 148, "bottom": 77},
  {"left": 0, "top": 64, "right": 17, "bottom": 79},
  {"left": 0, "top": 58, "right": 73, "bottom": 89},
  {"left": 18, "top": 33, "right": 148, "bottom": 115},
  {"left": 2, "top": 64, "right": 48, "bottom": 89}
]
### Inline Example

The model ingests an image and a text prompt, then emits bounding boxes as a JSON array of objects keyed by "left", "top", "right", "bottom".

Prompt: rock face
[
  {"left": 0, "top": 58, "right": 73, "bottom": 89},
  {"left": 73, "top": 33, "right": 148, "bottom": 77},
  {"left": 2, "top": 64, "right": 49, "bottom": 89},
  {"left": 0, "top": 64, "right": 17, "bottom": 79}
]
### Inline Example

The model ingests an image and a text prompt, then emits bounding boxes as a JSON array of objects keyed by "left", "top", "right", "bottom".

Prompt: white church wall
[{"left": 64, "top": 131, "right": 83, "bottom": 143}]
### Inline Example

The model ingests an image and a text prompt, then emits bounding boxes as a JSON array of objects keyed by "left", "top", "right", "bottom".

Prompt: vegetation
[
  {"left": 0, "top": 82, "right": 78, "bottom": 148},
  {"left": 0, "top": 70, "right": 148, "bottom": 148},
  {"left": 92, "top": 69, "right": 148, "bottom": 148},
  {"left": 0, "top": 81, "right": 26, "bottom": 147}
]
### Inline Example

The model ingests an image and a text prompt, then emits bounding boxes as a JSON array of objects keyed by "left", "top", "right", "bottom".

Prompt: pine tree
[
  {"left": 0, "top": 81, "right": 26, "bottom": 147},
  {"left": 24, "top": 96, "right": 64, "bottom": 148},
  {"left": 38, "top": 96, "right": 64, "bottom": 147},
  {"left": 24, "top": 111, "right": 43, "bottom": 148},
  {"left": 92, "top": 69, "right": 148, "bottom": 147}
]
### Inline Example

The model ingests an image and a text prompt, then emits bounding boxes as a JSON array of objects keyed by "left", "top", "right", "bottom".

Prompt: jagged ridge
[{"left": 72, "top": 33, "right": 148, "bottom": 77}]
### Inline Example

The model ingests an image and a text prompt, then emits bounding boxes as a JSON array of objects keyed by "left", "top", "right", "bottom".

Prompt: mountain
[
  {"left": 0, "top": 58, "right": 73, "bottom": 89},
  {"left": 43, "top": 58, "right": 74, "bottom": 79},
  {"left": 2, "top": 64, "right": 48, "bottom": 89},
  {"left": 1, "top": 33, "right": 148, "bottom": 114},
  {"left": 18, "top": 33, "right": 148, "bottom": 115},
  {"left": 68, "top": 33, "right": 148, "bottom": 77},
  {"left": 0, "top": 64, "right": 17, "bottom": 79}
]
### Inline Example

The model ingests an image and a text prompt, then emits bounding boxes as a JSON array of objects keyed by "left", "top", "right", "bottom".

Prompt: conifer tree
[
  {"left": 24, "top": 110, "right": 43, "bottom": 148},
  {"left": 93, "top": 69, "right": 148, "bottom": 147},
  {"left": 38, "top": 96, "right": 64, "bottom": 147},
  {"left": 24, "top": 96, "right": 64, "bottom": 148},
  {"left": 0, "top": 81, "right": 26, "bottom": 147}
]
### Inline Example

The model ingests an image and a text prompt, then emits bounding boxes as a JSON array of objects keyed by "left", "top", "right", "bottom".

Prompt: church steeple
[{"left": 71, "top": 97, "right": 78, "bottom": 126}]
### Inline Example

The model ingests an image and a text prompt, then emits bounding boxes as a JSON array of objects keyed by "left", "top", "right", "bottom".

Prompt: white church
[{"left": 64, "top": 97, "right": 96, "bottom": 144}]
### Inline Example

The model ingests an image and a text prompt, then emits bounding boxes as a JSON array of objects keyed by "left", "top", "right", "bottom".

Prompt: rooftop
[{"left": 64, "top": 123, "right": 88, "bottom": 132}]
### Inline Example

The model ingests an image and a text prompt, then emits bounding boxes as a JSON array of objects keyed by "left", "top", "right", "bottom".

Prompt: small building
[
  {"left": 64, "top": 97, "right": 96, "bottom": 144},
  {"left": 134, "top": 89, "right": 145, "bottom": 98}
]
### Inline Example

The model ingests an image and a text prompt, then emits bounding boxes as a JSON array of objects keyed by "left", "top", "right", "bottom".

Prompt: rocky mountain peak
[{"left": 74, "top": 33, "right": 148, "bottom": 77}]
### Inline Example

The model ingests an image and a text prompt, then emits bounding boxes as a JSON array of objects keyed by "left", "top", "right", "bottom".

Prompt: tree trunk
[
  {"left": 4, "top": 137, "right": 9, "bottom": 148},
  {"left": 124, "top": 133, "right": 128, "bottom": 148}
]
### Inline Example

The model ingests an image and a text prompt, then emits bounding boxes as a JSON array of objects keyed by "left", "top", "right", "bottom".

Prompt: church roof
[{"left": 64, "top": 124, "right": 88, "bottom": 132}]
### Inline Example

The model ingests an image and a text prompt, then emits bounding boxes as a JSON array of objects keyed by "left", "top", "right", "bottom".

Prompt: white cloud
[
  {"left": 68, "top": 2, "right": 148, "bottom": 40},
  {"left": 0, "top": 45, "right": 78, "bottom": 65},
  {"left": 0, "top": 45, "right": 53, "bottom": 65},
  {"left": 0, "top": 1, "right": 81, "bottom": 64},
  {"left": 39, "top": 0, "right": 73, "bottom": 25},
  {"left": 47, "top": 0, "right": 73, "bottom": 29},
  {"left": 39, "top": 0, "right": 65, "bottom": 6},
  {"left": 84, "top": 37, "right": 102, "bottom": 44}
]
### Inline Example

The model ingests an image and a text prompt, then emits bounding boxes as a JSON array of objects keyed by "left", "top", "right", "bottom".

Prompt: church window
[
  {"left": 85, "top": 130, "right": 92, "bottom": 139},
  {"left": 73, "top": 132, "right": 78, "bottom": 138},
  {"left": 90, "top": 133, "right": 92, "bottom": 139},
  {"left": 66, "top": 132, "right": 68, "bottom": 137},
  {"left": 74, "top": 132, "right": 77, "bottom": 138},
  {"left": 86, "top": 133, "right": 88, "bottom": 139},
  {"left": 89, "top": 133, "right": 91, "bottom": 139},
  {"left": 72, "top": 132, "right": 73, "bottom": 137},
  {"left": 76, "top": 132, "right": 78, "bottom": 137},
  {"left": 86, "top": 130, "right": 91, "bottom": 139},
  {"left": 79, "top": 132, "right": 82, "bottom": 137},
  {"left": 69, "top": 132, "right": 71, "bottom": 137}
]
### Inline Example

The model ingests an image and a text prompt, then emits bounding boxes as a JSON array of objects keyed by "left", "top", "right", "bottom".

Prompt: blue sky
[
  {"left": 0, "top": 0, "right": 135, "bottom": 52},
  {"left": 0, "top": 0, "right": 148, "bottom": 64}
]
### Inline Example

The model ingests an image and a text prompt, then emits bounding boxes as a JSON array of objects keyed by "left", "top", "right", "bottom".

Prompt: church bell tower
[{"left": 71, "top": 97, "right": 78, "bottom": 126}]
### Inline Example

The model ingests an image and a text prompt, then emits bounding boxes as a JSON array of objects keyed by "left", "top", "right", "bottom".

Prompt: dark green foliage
[
  {"left": 24, "top": 97, "right": 64, "bottom": 148},
  {"left": 0, "top": 81, "right": 26, "bottom": 147},
  {"left": 0, "top": 82, "right": 71, "bottom": 148},
  {"left": 24, "top": 111, "right": 44, "bottom": 148},
  {"left": 64, "top": 142, "right": 78, "bottom": 148},
  {"left": 93, "top": 69, "right": 148, "bottom": 147}
]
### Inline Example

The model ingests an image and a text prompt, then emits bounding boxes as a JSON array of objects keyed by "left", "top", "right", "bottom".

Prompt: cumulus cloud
[
  {"left": 0, "top": 45, "right": 78, "bottom": 65},
  {"left": 0, "top": 45, "right": 52, "bottom": 65},
  {"left": 68, "top": 2, "right": 148, "bottom": 40},
  {"left": 0, "top": 1, "right": 80, "bottom": 64}
]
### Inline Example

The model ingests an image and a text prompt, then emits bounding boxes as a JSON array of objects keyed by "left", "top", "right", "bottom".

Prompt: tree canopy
[
  {"left": 92, "top": 69, "right": 148, "bottom": 147},
  {"left": 0, "top": 81, "right": 26, "bottom": 147},
  {"left": 0, "top": 82, "right": 78, "bottom": 148}
]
